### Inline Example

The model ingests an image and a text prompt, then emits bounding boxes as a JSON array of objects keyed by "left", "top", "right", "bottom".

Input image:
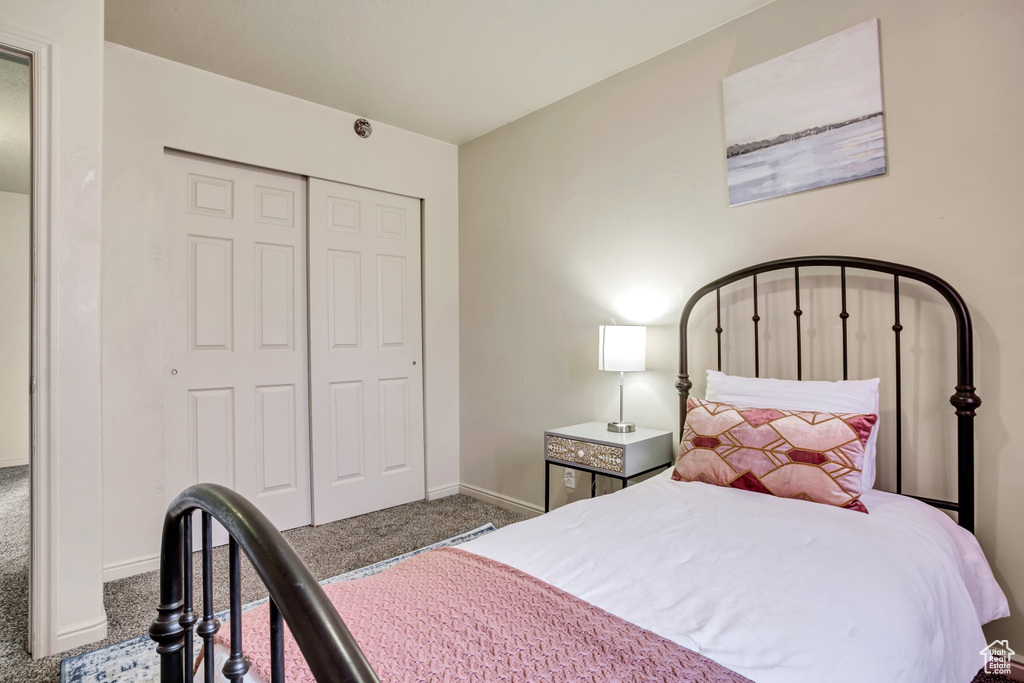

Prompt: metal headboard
[{"left": 676, "top": 256, "right": 980, "bottom": 531}]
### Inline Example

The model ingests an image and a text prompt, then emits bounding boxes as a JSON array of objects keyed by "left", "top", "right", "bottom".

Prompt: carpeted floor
[
  {"left": 0, "top": 465, "right": 1012, "bottom": 682},
  {"left": 0, "top": 465, "right": 32, "bottom": 679},
  {"left": 0, "top": 464, "right": 526, "bottom": 682}
]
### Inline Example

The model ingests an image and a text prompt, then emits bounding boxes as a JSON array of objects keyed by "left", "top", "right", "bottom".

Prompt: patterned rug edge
[{"left": 60, "top": 522, "right": 497, "bottom": 683}]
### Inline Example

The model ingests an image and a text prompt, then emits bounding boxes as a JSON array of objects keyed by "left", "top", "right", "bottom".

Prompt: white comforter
[{"left": 460, "top": 471, "right": 1008, "bottom": 683}]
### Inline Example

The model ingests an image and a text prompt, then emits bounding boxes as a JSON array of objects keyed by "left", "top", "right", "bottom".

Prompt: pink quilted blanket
[{"left": 217, "top": 547, "right": 750, "bottom": 682}]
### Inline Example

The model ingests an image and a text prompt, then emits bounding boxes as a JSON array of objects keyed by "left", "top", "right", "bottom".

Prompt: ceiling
[
  {"left": 0, "top": 53, "right": 30, "bottom": 195},
  {"left": 104, "top": 0, "right": 773, "bottom": 145}
]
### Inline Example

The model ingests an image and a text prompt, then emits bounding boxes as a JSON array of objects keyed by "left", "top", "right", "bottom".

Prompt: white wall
[
  {"left": 459, "top": 0, "right": 1024, "bottom": 650},
  {"left": 0, "top": 0, "right": 105, "bottom": 656},
  {"left": 0, "top": 191, "right": 29, "bottom": 468},
  {"left": 101, "top": 43, "right": 460, "bottom": 578}
]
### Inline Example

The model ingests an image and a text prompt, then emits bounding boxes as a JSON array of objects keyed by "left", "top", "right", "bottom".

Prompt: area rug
[{"left": 60, "top": 523, "right": 497, "bottom": 683}]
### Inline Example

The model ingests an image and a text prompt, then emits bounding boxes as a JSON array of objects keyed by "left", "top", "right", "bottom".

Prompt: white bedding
[
  {"left": 205, "top": 470, "right": 1007, "bottom": 683},
  {"left": 460, "top": 470, "right": 1008, "bottom": 683}
]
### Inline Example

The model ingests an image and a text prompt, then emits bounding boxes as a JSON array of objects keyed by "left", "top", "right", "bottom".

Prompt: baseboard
[
  {"left": 0, "top": 457, "right": 29, "bottom": 468},
  {"left": 426, "top": 484, "right": 460, "bottom": 500},
  {"left": 459, "top": 483, "right": 543, "bottom": 518},
  {"left": 54, "top": 613, "right": 107, "bottom": 654},
  {"left": 103, "top": 553, "right": 160, "bottom": 582},
  {"left": 103, "top": 486, "right": 524, "bottom": 580}
]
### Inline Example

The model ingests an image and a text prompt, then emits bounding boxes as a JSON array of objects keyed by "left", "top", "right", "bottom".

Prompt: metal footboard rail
[{"left": 149, "top": 483, "right": 380, "bottom": 683}]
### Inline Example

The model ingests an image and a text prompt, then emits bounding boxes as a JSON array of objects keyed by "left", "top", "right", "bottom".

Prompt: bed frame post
[
  {"left": 150, "top": 515, "right": 186, "bottom": 683},
  {"left": 676, "top": 372, "right": 691, "bottom": 437},
  {"left": 677, "top": 310, "right": 693, "bottom": 436},
  {"left": 151, "top": 484, "right": 381, "bottom": 683},
  {"left": 951, "top": 387, "right": 980, "bottom": 532},
  {"left": 676, "top": 285, "right": 703, "bottom": 436}
]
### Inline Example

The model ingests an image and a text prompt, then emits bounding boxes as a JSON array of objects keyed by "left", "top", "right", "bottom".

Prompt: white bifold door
[
  {"left": 163, "top": 152, "right": 311, "bottom": 534},
  {"left": 307, "top": 178, "right": 425, "bottom": 525}
]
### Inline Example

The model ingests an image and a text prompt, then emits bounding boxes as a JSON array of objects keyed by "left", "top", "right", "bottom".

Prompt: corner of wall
[{"left": 2, "top": 0, "right": 107, "bottom": 658}]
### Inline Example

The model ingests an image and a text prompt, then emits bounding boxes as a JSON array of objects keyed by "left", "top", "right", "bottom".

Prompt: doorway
[{"left": 0, "top": 45, "right": 32, "bottom": 654}]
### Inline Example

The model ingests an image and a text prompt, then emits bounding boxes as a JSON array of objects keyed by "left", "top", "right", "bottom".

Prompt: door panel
[
  {"left": 379, "top": 378, "right": 410, "bottom": 471},
  {"left": 309, "top": 178, "right": 425, "bottom": 524},
  {"left": 255, "top": 383, "right": 298, "bottom": 492},
  {"left": 190, "top": 388, "right": 234, "bottom": 487},
  {"left": 377, "top": 255, "right": 408, "bottom": 347},
  {"left": 328, "top": 250, "right": 362, "bottom": 348},
  {"left": 164, "top": 152, "right": 310, "bottom": 539},
  {"left": 255, "top": 243, "right": 295, "bottom": 349},
  {"left": 189, "top": 236, "right": 233, "bottom": 350},
  {"left": 330, "top": 381, "right": 364, "bottom": 481}
]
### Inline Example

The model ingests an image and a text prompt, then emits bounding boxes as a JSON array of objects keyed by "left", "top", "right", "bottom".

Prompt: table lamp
[{"left": 598, "top": 325, "right": 646, "bottom": 433}]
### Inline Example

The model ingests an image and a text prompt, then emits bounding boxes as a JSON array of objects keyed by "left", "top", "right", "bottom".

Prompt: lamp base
[{"left": 607, "top": 421, "right": 635, "bottom": 433}]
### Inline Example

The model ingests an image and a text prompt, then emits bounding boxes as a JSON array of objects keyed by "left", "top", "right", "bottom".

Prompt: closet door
[
  {"left": 308, "top": 178, "right": 425, "bottom": 524},
  {"left": 163, "top": 152, "right": 311, "bottom": 535}
]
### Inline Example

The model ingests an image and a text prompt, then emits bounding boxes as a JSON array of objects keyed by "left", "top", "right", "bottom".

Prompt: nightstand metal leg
[{"left": 545, "top": 462, "right": 550, "bottom": 513}]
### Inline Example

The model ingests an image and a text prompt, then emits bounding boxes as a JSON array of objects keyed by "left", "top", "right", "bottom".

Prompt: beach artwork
[{"left": 723, "top": 19, "right": 886, "bottom": 206}]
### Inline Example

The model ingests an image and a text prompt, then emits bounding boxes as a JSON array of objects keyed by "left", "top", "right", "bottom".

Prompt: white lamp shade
[{"left": 598, "top": 325, "right": 646, "bottom": 372}]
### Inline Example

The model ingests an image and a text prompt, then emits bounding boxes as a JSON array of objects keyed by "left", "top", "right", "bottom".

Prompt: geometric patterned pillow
[{"left": 672, "top": 398, "right": 878, "bottom": 513}]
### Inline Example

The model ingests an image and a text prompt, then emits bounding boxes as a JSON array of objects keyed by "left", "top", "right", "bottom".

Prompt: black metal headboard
[{"left": 675, "top": 256, "right": 980, "bottom": 531}]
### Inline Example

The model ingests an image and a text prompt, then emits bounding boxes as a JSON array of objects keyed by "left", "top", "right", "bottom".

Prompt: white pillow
[{"left": 705, "top": 370, "right": 882, "bottom": 489}]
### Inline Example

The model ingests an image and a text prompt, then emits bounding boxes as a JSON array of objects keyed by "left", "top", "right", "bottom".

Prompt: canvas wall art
[{"left": 723, "top": 18, "right": 886, "bottom": 206}]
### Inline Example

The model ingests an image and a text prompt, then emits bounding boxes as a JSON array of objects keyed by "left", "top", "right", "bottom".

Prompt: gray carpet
[
  {"left": 0, "top": 464, "right": 526, "bottom": 682},
  {"left": 0, "top": 466, "right": 31, "bottom": 678}
]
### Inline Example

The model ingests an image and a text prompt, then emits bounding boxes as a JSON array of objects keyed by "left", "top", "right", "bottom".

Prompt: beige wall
[
  {"left": 460, "top": 0, "right": 1024, "bottom": 648},
  {"left": 0, "top": 191, "right": 29, "bottom": 468},
  {"left": 102, "top": 43, "right": 460, "bottom": 579}
]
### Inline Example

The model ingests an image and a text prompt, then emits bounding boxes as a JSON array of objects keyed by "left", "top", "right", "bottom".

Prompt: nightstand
[{"left": 544, "top": 422, "right": 674, "bottom": 512}]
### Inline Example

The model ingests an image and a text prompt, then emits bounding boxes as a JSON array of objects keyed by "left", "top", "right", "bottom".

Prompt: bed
[{"left": 150, "top": 255, "right": 1008, "bottom": 683}]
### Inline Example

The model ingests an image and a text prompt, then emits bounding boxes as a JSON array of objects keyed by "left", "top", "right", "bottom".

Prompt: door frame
[{"left": 0, "top": 26, "right": 55, "bottom": 657}]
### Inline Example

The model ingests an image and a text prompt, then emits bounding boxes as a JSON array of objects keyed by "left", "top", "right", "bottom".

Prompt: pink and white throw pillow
[{"left": 673, "top": 398, "right": 878, "bottom": 513}]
